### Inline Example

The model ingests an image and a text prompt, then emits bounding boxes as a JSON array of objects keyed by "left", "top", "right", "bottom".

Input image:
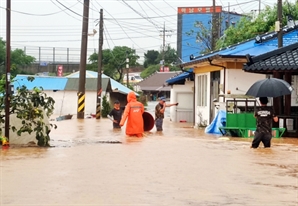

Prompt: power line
[{"left": 0, "top": 2, "right": 80, "bottom": 16}]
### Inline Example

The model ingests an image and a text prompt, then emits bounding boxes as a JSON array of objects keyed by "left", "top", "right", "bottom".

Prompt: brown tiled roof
[{"left": 137, "top": 71, "right": 181, "bottom": 91}]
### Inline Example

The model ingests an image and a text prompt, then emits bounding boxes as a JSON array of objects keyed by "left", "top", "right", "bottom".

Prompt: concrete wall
[
  {"left": 169, "top": 81, "right": 194, "bottom": 122},
  {"left": 47, "top": 90, "right": 105, "bottom": 116},
  {"left": 225, "top": 69, "right": 265, "bottom": 96},
  {"left": 194, "top": 69, "right": 267, "bottom": 127},
  {"left": 22, "top": 63, "right": 80, "bottom": 75}
]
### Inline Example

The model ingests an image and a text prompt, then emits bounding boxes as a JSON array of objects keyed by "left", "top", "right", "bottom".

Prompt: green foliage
[
  {"left": 88, "top": 46, "right": 140, "bottom": 82},
  {"left": 0, "top": 38, "right": 36, "bottom": 76},
  {"left": 216, "top": 2, "right": 298, "bottom": 49},
  {"left": 137, "top": 92, "right": 147, "bottom": 107},
  {"left": 186, "top": 21, "right": 213, "bottom": 53},
  {"left": 140, "top": 64, "right": 181, "bottom": 79},
  {"left": 144, "top": 50, "right": 159, "bottom": 67},
  {"left": 140, "top": 65, "right": 160, "bottom": 79},
  {"left": 0, "top": 38, "right": 5, "bottom": 67},
  {"left": 101, "top": 95, "right": 111, "bottom": 118},
  {"left": 0, "top": 76, "right": 57, "bottom": 146}
]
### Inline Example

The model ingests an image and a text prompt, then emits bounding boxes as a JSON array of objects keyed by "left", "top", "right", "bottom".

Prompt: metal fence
[{"left": 12, "top": 46, "right": 97, "bottom": 65}]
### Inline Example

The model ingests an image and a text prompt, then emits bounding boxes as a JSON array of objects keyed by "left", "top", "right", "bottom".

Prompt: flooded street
[{"left": 1, "top": 103, "right": 298, "bottom": 205}]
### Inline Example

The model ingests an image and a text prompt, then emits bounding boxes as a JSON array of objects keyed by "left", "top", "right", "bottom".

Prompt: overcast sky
[{"left": 0, "top": 0, "right": 290, "bottom": 63}]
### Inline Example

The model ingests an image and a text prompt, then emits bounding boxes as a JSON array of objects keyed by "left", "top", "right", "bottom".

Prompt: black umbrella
[{"left": 246, "top": 77, "right": 294, "bottom": 97}]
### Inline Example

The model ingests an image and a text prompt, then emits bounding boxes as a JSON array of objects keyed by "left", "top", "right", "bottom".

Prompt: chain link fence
[{"left": 12, "top": 46, "right": 98, "bottom": 74}]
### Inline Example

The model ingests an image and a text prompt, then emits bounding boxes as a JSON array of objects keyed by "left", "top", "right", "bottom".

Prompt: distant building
[{"left": 177, "top": 6, "right": 244, "bottom": 63}]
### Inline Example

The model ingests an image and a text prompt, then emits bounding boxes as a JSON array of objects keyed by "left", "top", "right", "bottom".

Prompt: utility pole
[
  {"left": 211, "top": 0, "right": 217, "bottom": 51},
  {"left": 162, "top": 22, "right": 165, "bottom": 72},
  {"left": 159, "top": 22, "right": 172, "bottom": 72},
  {"left": 126, "top": 51, "right": 129, "bottom": 87},
  {"left": 96, "top": 9, "right": 103, "bottom": 119},
  {"left": 5, "top": 0, "right": 11, "bottom": 139},
  {"left": 273, "top": 0, "right": 283, "bottom": 116},
  {"left": 277, "top": 0, "right": 283, "bottom": 48},
  {"left": 77, "top": 0, "right": 89, "bottom": 119}
]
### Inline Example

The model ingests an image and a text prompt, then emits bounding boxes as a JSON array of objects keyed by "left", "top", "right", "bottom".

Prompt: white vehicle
[{"left": 123, "top": 73, "right": 143, "bottom": 84}]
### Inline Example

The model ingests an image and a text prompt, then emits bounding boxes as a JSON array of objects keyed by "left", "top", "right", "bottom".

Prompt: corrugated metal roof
[
  {"left": 166, "top": 69, "right": 194, "bottom": 85},
  {"left": 181, "top": 25, "right": 298, "bottom": 67},
  {"left": 137, "top": 72, "right": 180, "bottom": 91},
  {"left": 65, "top": 70, "right": 137, "bottom": 95},
  {"left": 243, "top": 42, "right": 298, "bottom": 73},
  {"left": 65, "top": 78, "right": 111, "bottom": 91},
  {"left": 13, "top": 75, "right": 67, "bottom": 91},
  {"left": 65, "top": 70, "right": 98, "bottom": 78}
]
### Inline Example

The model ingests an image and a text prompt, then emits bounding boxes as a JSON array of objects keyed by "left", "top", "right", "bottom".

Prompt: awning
[{"left": 166, "top": 69, "right": 193, "bottom": 85}]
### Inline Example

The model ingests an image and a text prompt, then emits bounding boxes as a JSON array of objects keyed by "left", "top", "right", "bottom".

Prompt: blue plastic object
[{"left": 205, "top": 110, "right": 226, "bottom": 134}]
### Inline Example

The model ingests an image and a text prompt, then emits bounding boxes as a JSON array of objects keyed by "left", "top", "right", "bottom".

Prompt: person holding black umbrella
[{"left": 252, "top": 97, "right": 278, "bottom": 148}]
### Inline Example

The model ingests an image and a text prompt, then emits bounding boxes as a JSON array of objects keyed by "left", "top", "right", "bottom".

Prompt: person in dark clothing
[
  {"left": 108, "top": 100, "right": 123, "bottom": 129},
  {"left": 251, "top": 97, "right": 278, "bottom": 148},
  {"left": 155, "top": 97, "right": 178, "bottom": 131}
]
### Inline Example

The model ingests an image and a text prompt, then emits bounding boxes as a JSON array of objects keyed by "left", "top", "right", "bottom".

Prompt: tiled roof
[
  {"left": 181, "top": 25, "right": 298, "bottom": 67},
  {"left": 137, "top": 71, "right": 180, "bottom": 91},
  {"left": 243, "top": 42, "right": 298, "bottom": 73}
]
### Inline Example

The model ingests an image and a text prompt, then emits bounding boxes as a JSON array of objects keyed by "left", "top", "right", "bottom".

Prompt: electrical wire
[
  {"left": 92, "top": 1, "right": 144, "bottom": 50},
  {"left": 0, "top": 2, "right": 80, "bottom": 16},
  {"left": 119, "top": 0, "right": 160, "bottom": 31}
]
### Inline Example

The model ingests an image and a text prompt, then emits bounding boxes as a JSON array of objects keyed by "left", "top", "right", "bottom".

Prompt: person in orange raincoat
[{"left": 120, "top": 91, "right": 144, "bottom": 137}]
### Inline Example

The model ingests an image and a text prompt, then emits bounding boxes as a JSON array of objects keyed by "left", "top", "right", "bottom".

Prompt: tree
[
  {"left": 144, "top": 50, "right": 159, "bottom": 68},
  {"left": 0, "top": 76, "right": 56, "bottom": 146},
  {"left": 0, "top": 38, "right": 36, "bottom": 76},
  {"left": 159, "top": 44, "right": 178, "bottom": 66},
  {"left": 140, "top": 64, "right": 181, "bottom": 79},
  {"left": 89, "top": 46, "right": 140, "bottom": 82},
  {"left": 185, "top": 21, "right": 213, "bottom": 54},
  {"left": 216, "top": 2, "right": 298, "bottom": 49},
  {"left": 101, "top": 95, "right": 111, "bottom": 117},
  {"left": 140, "top": 46, "right": 180, "bottom": 79}
]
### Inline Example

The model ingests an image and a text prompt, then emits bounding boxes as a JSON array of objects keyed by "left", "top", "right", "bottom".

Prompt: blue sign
[{"left": 40, "top": 62, "right": 48, "bottom": 66}]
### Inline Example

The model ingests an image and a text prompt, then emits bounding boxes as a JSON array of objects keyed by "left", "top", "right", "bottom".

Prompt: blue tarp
[{"left": 205, "top": 110, "right": 226, "bottom": 135}]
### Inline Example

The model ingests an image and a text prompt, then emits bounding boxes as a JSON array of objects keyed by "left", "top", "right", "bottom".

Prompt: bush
[
  {"left": 1, "top": 76, "right": 57, "bottom": 146},
  {"left": 101, "top": 95, "right": 111, "bottom": 117}
]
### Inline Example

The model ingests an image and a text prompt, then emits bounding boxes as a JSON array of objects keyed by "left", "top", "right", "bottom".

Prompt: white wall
[
  {"left": 170, "top": 81, "right": 194, "bottom": 122},
  {"left": 225, "top": 69, "right": 265, "bottom": 95},
  {"left": 45, "top": 91, "right": 108, "bottom": 116},
  {"left": 291, "top": 76, "right": 298, "bottom": 106},
  {"left": 194, "top": 69, "right": 298, "bottom": 128}
]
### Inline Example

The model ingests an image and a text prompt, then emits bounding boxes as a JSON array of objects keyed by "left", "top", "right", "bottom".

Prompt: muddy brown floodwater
[{"left": 1, "top": 115, "right": 298, "bottom": 206}]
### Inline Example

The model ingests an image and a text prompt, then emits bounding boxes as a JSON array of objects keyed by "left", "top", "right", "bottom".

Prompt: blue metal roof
[
  {"left": 166, "top": 69, "right": 193, "bottom": 85},
  {"left": 182, "top": 25, "right": 298, "bottom": 66},
  {"left": 13, "top": 75, "right": 67, "bottom": 91}
]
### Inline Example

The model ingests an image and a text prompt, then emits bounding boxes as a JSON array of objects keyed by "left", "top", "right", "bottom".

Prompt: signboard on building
[
  {"left": 160, "top": 66, "right": 169, "bottom": 72},
  {"left": 178, "top": 6, "right": 222, "bottom": 14},
  {"left": 40, "top": 61, "right": 48, "bottom": 66}
]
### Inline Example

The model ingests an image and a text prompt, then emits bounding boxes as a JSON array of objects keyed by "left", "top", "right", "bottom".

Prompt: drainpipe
[{"left": 207, "top": 58, "right": 226, "bottom": 101}]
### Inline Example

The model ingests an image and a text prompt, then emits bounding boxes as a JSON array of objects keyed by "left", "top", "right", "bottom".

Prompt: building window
[{"left": 197, "top": 74, "right": 207, "bottom": 106}]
